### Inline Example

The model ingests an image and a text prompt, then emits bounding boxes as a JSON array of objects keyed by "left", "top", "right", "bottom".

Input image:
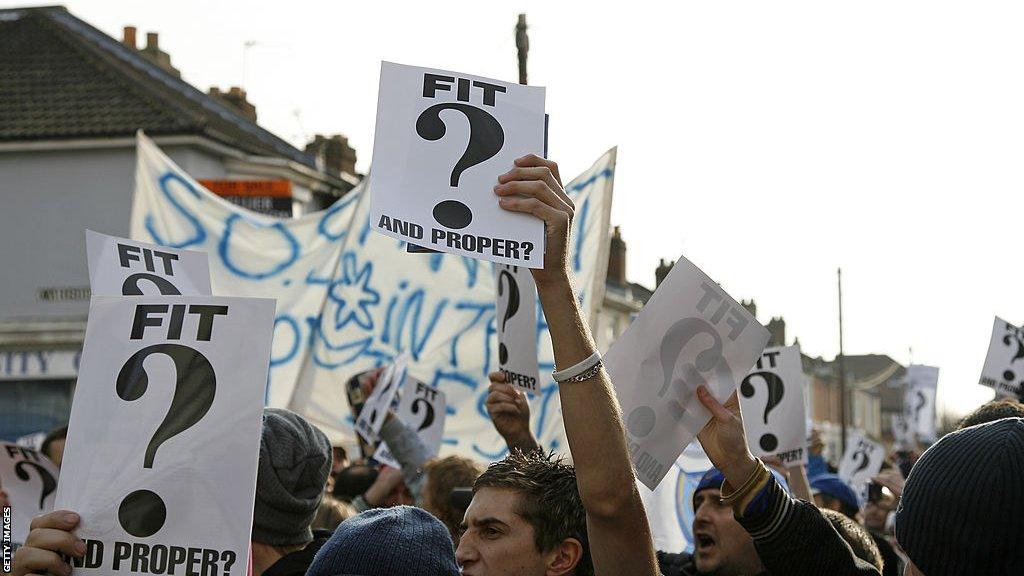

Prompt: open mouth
[{"left": 695, "top": 533, "right": 716, "bottom": 553}]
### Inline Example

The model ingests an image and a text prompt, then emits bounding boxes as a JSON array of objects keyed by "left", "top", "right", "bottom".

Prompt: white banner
[
  {"left": 130, "top": 133, "right": 615, "bottom": 462},
  {"left": 86, "top": 230, "right": 211, "bottom": 296},
  {"left": 739, "top": 345, "right": 808, "bottom": 465},
  {"left": 495, "top": 264, "right": 540, "bottom": 394},
  {"left": 980, "top": 316, "right": 1024, "bottom": 399},
  {"left": 905, "top": 364, "right": 939, "bottom": 443},
  {"left": 54, "top": 296, "right": 274, "bottom": 576},
  {"left": 1, "top": 442, "right": 60, "bottom": 546},
  {"left": 606, "top": 255, "right": 768, "bottom": 489},
  {"left": 369, "top": 62, "right": 546, "bottom": 267}
]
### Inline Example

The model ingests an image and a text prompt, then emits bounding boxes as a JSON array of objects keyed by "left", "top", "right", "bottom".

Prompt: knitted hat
[
  {"left": 252, "top": 408, "right": 331, "bottom": 546},
  {"left": 693, "top": 466, "right": 791, "bottom": 510},
  {"left": 809, "top": 473, "right": 862, "bottom": 510},
  {"left": 306, "top": 506, "right": 459, "bottom": 576},
  {"left": 896, "top": 417, "right": 1024, "bottom": 576}
]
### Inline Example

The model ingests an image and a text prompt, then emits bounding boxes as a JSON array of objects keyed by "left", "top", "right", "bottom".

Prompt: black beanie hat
[{"left": 895, "top": 417, "right": 1024, "bottom": 576}]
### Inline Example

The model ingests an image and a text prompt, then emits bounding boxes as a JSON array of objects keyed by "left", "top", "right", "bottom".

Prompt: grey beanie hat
[
  {"left": 252, "top": 408, "right": 331, "bottom": 546},
  {"left": 895, "top": 417, "right": 1024, "bottom": 576},
  {"left": 306, "top": 506, "right": 459, "bottom": 576}
]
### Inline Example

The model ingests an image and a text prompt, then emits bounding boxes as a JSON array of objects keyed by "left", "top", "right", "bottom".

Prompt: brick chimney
[
  {"left": 305, "top": 134, "right": 358, "bottom": 177},
  {"left": 740, "top": 299, "right": 757, "bottom": 319},
  {"left": 209, "top": 86, "right": 258, "bottom": 122},
  {"left": 135, "top": 31, "right": 181, "bottom": 78},
  {"left": 767, "top": 316, "right": 786, "bottom": 347},
  {"left": 607, "top": 226, "right": 627, "bottom": 286},
  {"left": 655, "top": 258, "right": 674, "bottom": 287},
  {"left": 122, "top": 26, "right": 137, "bottom": 49}
]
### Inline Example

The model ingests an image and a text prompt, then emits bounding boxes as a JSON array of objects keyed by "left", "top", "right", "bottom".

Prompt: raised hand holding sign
[{"left": 0, "top": 442, "right": 60, "bottom": 546}]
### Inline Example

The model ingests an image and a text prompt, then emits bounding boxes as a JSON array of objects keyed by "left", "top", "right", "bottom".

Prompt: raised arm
[
  {"left": 496, "top": 155, "right": 657, "bottom": 576},
  {"left": 485, "top": 371, "right": 542, "bottom": 454},
  {"left": 695, "top": 386, "right": 880, "bottom": 576}
]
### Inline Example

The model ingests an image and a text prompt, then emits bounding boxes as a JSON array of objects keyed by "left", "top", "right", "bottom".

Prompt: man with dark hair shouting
[{"left": 457, "top": 154, "right": 659, "bottom": 576}]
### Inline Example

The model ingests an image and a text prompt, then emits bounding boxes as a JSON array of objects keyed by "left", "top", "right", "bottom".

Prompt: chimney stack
[
  {"left": 767, "top": 317, "right": 787, "bottom": 347},
  {"left": 607, "top": 226, "right": 627, "bottom": 286},
  {"left": 208, "top": 86, "right": 258, "bottom": 122},
  {"left": 740, "top": 299, "right": 757, "bottom": 319},
  {"left": 305, "top": 135, "right": 358, "bottom": 177},
  {"left": 655, "top": 258, "right": 674, "bottom": 287},
  {"left": 133, "top": 29, "right": 181, "bottom": 78},
  {"left": 122, "top": 26, "right": 137, "bottom": 49}
]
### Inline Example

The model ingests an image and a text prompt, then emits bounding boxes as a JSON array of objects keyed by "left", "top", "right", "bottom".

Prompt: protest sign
[
  {"left": 739, "top": 345, "right": 808, "bottom": 465},
  {"left": 369, "top": 62, "right": 547, "bottom": 267},
  {"left": 891, "top": 413, "right": 915, "bottom": 450},
  {"left": 86, "top": 230, "right": 211, "bottom": 296},
  {"left": 354, "top": 352, "right": 410, "bottom": 444},
  {"left": 0, "top": 442, "right": 59, "bottom": 546},
  {"left": 838, "top": 433, "right": 885, "bottom": 492},
  {"left": 980, "top": 316, "right": 1024, "bottom": 399},
  {"left": 905, "top": 364, "right": 939, "bottom": 443},
  {"left": 607, "top": 256, "right": 769, "bottom": 489},
  {"left": 374, "top": 377, "right": 448, "bottom": 468},
  {"left": 54, "top": 295, "right": 274, "bottom": 576},
  {"left": 495, "top": 264, "right": 540, "bottom": 394}
]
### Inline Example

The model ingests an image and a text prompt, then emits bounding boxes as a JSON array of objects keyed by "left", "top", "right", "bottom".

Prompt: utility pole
[
  {"left": 838, "top": 267, "right": 848, "bottom": 455},
  {"left": 516, "top": 14, "right": 529, "bottom": 85}
]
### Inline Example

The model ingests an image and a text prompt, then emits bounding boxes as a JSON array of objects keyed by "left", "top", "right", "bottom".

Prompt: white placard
[
  {"left": 1, "top": 442, "right": 60, "bottom": 545},
  {"left": 837, "top": 433, "right": 885, "bottom": 491},
  {"left": 739, "top": 345, "right": 808, "bottom": 466},
  {"left": 86, "top": 230, "right": 212, "bottom": 296},
  {"left": 54, "top": 296, "right": 274, "bottom": 576},
  {"left": 369, "top": 62, "right": 547, "bottom": 268},
  {"left": 890, "top": 413, "right": 915, "bottom": 450},
  {"left": 979, "top": 316, "right": 1024, "bottom": 399},
  {"left": 607, "top": 255, "right": 769, "bottom": 490},
  {"left": 494, "top": 264, "right": 540, "bottom": 394},
  {"left": 905, "top": 364, "right": 939, "bottom": 443},
  {"left": 355, "top": 352, "right": 410, "bottom": 444},
  {"left": 374, "top": 378, "right": 448, "bottom": 467}
]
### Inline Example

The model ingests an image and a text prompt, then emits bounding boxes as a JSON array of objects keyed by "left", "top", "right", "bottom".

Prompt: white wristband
[{"left": 552, "top": 351, "right": 602, "bottom": 383}]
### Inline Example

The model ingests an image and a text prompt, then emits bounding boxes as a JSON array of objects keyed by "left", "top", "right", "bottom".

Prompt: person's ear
[{"left": 545, "top": 537, "right": 583, "bottom": 576}]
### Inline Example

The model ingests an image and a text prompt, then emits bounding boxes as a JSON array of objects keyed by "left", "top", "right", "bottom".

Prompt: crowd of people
[{"left": 10, "top": 155, "right": 1024, "bottom": 575}]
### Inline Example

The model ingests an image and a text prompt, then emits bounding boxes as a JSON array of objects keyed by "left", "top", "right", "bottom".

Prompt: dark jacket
[
  {"left": 870, "top": 532, "right": 902, "bottom": 576},
  {"left": 263, "top": 529, "right": 333, "bottom": 576},
  {"left": 657, "top": 550, "right": 768, "bottom": 576},
  {"left": 737, "top": 476, "right": 881, "bottom": 576}
]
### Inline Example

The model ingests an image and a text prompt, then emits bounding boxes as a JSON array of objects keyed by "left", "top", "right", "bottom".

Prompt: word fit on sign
[
  {"left": 606, "top": 255, "right": 769, "bottom": 490},
  {"left": 86, "top": 230, "right": 212, "bottom": 296},
  {"left": 979, "top": 316, "right": 1024, "bottom": 400},
  {"left": 369, "top": 61, "right": 547, "bottom": 268},
  {"left": 739, "top": 345, "right": 808, "bottom": 465},
  {"left": 495, "top": 264, "right": 540, "bottom": 394},
  {"left": 0, "top": 441, "right": 60, "bottom": 545},
  {"left": 54, "top": 295, "right": 274, "bottom": 576}
]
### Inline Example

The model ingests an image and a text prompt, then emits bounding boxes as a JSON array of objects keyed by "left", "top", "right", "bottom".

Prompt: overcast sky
[{"left": 14, "top": 0, "right": 1024, "bottom": 417}]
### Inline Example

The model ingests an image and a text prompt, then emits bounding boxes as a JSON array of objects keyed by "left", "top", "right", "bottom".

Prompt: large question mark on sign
[
  {"left": 626, "top": 318, "right": 731, "bottom": 439},
  {"left": 416, "top": 102, "right": 505, "bottom": 230},
  {"left": 122, "top": 273, "right": 182, "bottom": 296},
  {"left": 411, "top": 397, "right": 435, "bottom": 432},
  {"left": 14, "top": 461, "right": 57, "bottom": 508},
  {"left": 221, "top": 552, "right": 236, "bottom": 576},
  {"left": 853, "top": 442, "right": 873, "bottom": 475},
  {"left": 497, "top": 269, "right": 520, "bottom": 365},
  {"left": 115, "top": 343, "right": 217, "bottom": 537},
  {"left": 1001, "top": 326, "right": 1024, "bottom": 385},
  {"left": 913, "top": 390, "right": 926, "bottom": 422},
  {"left": 740, "top": 371, "right": 786, "bottom": 452}
]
